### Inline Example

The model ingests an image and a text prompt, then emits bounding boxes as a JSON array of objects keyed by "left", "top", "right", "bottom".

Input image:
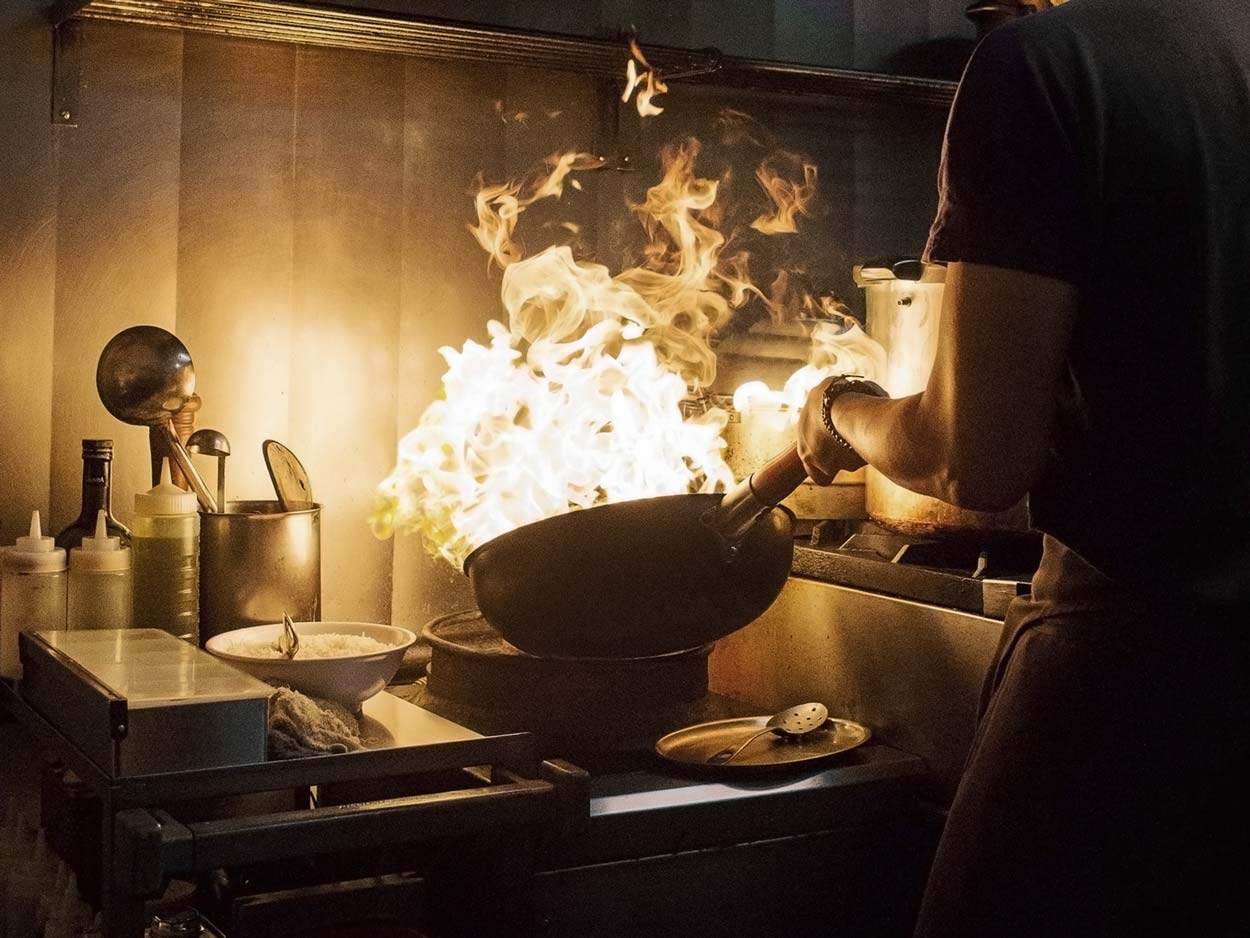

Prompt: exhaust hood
[{"left": 48, "top": 0, "right": 956, "bottom": 107}]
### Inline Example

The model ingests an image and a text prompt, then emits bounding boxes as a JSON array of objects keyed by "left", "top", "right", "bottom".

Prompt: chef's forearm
[
  {"left": 831, "top": 391, "right": 955, "bottom": 500},
  {"left": 833, "top": 387, "right": 1042, "bottom": 512}
]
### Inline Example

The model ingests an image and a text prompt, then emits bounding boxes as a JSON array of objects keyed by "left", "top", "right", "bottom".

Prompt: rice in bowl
[
  {"left": 231, "top": 632, "right": 393, "bottom": 659},
  {"left": 205, "top": 621, "right": 418, "bottom": 709}
]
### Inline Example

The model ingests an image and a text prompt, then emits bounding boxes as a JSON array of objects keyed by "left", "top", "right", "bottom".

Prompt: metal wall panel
[
  {"left": 852, "top": 101, "right": 949, "bottom": 266},
  {"left": 51, "top": 21, "right": 183, "bottom": 532},
  {"left": 690, "top": 0, "right": 775, "bottom": 59},
  {"left": 176, "top": 34, "right": 297, "bottom": 507},
  {"left": 0, "top": 0, "right": 57, "bottom": 544},
  {"left": 854, "top": 0, "right": 931, "bottom": 71},
  {"left": 1, "top": 6, "right": 955, "bottom": 628},
  {"left": 289, "top": 44, "right": 406, "bottom": 623},
  {"left": 270, "top": 0, "right": 976, "bottom": 71},
  {"left": 772, "top": 0, "right": 854, "bottom": 70},
  {"left": 708, "top": 576, "right": 1004, "bottom": 800},
  {"left": 390, "top": 57, "right": 506, "bottom": 630}
]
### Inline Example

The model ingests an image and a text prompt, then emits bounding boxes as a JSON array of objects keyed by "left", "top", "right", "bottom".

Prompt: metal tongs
[{"left": 273, "top": 612, "right": 300, "bottom": 659}]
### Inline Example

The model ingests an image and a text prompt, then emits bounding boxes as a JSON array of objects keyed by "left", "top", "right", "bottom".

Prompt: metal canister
[
  {"left": 856, "top": 260, "right": 1030, "bottom": 537},
  {"left": 198, "top": 500, "right": 321, "bottom": 645}
]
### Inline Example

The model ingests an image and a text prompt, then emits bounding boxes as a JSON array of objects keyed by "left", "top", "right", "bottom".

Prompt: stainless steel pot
[
  {"left": 856, "top": 260, "right": 1030, "bottom": 537},
  {"left": 719, "top": 399, "right": 866, "bottom": 522}
]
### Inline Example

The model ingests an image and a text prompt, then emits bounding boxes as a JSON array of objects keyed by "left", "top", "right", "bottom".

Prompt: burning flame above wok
[{"left": 371, "top": 68, "right": 885, "bottom": 573}]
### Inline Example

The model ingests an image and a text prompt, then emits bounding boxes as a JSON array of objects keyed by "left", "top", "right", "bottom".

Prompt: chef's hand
[{"left": 797, "top": 376, "right": 868, "bottom": 486}]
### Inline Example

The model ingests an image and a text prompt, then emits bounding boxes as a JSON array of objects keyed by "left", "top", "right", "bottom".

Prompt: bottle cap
[
  {"left": 3, "top": 511, "right": 67, "bottom": 574},
  {"left": 71, "top": 511, "right": 130, "bottom": 572},
  {"left": 134, "top": 459, "right": 198, "bottom": 516}
]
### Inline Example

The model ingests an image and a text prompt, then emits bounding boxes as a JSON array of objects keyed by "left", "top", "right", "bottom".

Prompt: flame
[
  {"left": 374, "top": 141, "right": 742, "bottom": 567},
  {"left": 731, "top": 306, "right": 888, "bottom": 418},
  {"left": 469, "top": 151, "right": 603, "bottom": 268},
  {"left": 622, "top": 39, "right": 669, "bottom": 117},
  {"left": 750, "top": 154, "right": 818, "bottom": 235},
  {"left": 376, "top": 122, "right": 886, "bottom": 567}
]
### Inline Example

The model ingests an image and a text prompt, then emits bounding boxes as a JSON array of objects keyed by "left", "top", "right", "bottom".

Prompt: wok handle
[
  {"left": 709, "top": 444, "right": 808, "bottom": 546},
  {"left": 748, "top": 445, "right": 808, "bottom": 506}
]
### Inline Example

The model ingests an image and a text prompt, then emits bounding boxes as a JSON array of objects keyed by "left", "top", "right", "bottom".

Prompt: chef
[{"left": 797, "top": 1, "right": 1250, "bottom": 935}]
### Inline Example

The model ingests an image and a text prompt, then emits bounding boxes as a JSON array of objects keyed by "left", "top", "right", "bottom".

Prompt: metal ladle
[
  {"left": 706, "top": 702, "right": 830, "bottom": 766},
  {"left": 187, "top": 428, "right": 230, "bottom": 513},
  {"left": 96, "top": 326, "right": 218, "bottom": 513}
]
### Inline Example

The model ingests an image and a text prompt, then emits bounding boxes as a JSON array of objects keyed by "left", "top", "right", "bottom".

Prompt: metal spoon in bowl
[
  {"left": 96, "top": 326, "right": 218, "bottom": 512},
  {"left": 273, "top": 612, "right": 300, "bottom": 659},
  {"left": 706, "top": 702, "right": 830, "bottom": 765}
]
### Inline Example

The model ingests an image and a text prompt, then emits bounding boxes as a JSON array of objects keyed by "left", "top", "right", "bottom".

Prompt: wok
[{"left": 464, "top": 446, "right": 808, "bottom": 658}]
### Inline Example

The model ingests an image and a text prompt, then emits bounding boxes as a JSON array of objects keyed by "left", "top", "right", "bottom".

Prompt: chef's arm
[{"left": 799, "top": 261, "right": 1079, "bottom": 511}]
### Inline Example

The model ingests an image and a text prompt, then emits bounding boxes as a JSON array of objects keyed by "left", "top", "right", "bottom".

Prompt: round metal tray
[{"left": 655, "top": 715, "right": 871, "bottom": 772}]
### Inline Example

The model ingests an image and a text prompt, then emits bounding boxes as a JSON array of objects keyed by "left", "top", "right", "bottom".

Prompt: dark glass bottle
[{"left": 55, "top": 439, "right": 131, "bottom": 550}]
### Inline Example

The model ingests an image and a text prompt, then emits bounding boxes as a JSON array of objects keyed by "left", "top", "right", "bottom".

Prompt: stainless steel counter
[{"left": 710, "top": 574, "right": 1006, "bottom": 801}]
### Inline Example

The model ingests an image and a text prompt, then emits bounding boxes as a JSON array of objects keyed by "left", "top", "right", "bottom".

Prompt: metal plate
[{"left": 655, "top": 715, "right": 871, "bottom": 773}]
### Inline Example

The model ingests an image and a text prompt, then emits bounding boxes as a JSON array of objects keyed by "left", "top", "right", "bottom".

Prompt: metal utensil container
[{"left": 199, "top": 500, "right": 321, "bottom": 644}]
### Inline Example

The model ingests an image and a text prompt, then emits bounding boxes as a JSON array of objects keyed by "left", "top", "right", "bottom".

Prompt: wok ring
[{"left": 463, "top": 493, "right": 795, "bottom": 659}]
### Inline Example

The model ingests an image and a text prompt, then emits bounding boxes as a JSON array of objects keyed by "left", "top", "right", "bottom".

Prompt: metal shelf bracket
[{"left": 52, "top": 17, "right": 84, "bottom": 126}]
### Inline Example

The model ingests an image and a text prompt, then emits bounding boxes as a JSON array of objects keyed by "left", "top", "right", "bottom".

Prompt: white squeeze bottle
[
  {"left": 132, "top": 458, "right": 200, "bottom": 643},
  {"left": 0, "top": 510, "right": 68, "bottom": 678},
  {"left": 68, "top": 510, "right": 133, "bottom": 630}
]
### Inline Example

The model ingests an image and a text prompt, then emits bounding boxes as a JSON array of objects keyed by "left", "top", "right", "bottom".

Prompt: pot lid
[{"left": 853, "top": 257, "right": 946, "bottom": 286}]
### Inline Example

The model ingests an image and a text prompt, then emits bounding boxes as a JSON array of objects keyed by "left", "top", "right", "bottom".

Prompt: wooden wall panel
[
  {"left": 176, "top": 34, "right": 297, "bottom": 507},
  {"left": 0, "top": 0, "right": 56, "bottom": 544},
  {"left": 390, "top": 58, "right": 507, "bottom": 630},
  {"left": 290, "top": 46, "right": 406, "bottom": 623},
  {"left": 51, "top": 22, "right": 183, "bottom": 531}
]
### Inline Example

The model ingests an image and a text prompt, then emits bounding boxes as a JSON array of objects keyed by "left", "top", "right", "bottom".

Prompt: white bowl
[{"left": 205, "top": 621, "right": 417, "bottom": 710}]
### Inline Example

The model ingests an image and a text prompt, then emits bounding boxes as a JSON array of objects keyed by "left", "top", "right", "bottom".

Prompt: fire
[
  {"left": 750, "top": 154, "right": 818, "bottom": 235},
  {"left": 374, "top": 85, "right": 886, "bottom": 566},
  {"left": 373, "top": 141, "right": 740, "bottom": 568},
  {"left": 732, "top": 304, "right": 888, "bottom": 417},
  {"left": 622, "top": 39, "right": 669, "bottom": 117}
]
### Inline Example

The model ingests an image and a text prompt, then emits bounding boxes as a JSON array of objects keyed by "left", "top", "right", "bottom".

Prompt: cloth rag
[{"left": 268, "top": 686, "right": 365, "bottom": 758}]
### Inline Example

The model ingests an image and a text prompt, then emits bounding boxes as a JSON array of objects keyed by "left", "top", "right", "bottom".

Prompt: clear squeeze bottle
[
  {"left": 0, "top": 511, "right": 67, "bottom": 678},
  {"left": 131, "top": 458, "right": 200, "bottom": 644},
  {"left": 68, "top": 510, "right": 133, "bottom": 630}
]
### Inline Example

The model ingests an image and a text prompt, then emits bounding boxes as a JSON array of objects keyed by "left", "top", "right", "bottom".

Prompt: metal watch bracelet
[{"left": 821, "top": 376, "right": 888, "bottom": 455}]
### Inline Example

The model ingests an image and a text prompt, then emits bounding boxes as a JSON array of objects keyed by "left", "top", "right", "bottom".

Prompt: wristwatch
[{"left": 821, "top": 375, "right": 889, "bottom": 456}]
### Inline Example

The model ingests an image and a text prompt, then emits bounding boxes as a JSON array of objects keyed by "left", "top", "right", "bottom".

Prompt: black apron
[{"left": 913, "top": 536, "right": 1250, "bottom": 938}]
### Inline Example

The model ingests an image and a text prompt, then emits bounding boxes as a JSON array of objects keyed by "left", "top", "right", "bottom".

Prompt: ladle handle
[
  {"left": 707, "top": 726, "right": 777, "bottom": 765},
  {"left": 708, "top": 445, "right": 808, "bottom": 545},
  {"left": 160, "top": 421, "right": 218, "bottom": 513}
]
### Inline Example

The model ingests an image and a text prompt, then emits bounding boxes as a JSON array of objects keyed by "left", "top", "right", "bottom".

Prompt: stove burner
[{"left": 410, "top": 611, "right": 751, "bottom": 762}]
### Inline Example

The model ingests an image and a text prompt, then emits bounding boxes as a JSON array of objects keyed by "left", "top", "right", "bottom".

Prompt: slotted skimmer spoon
[{"left": 706, "top": 702, "right": 830, "bottom": 765}]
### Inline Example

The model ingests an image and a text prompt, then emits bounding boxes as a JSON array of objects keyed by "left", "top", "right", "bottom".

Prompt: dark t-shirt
[{"left": 924, "top": 0, "right": 1250, "bottom": 602}]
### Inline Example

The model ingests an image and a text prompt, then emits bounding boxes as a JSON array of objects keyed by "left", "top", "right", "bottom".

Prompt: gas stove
[{"left": 793, "top": 521, "right": 1042, "bottom": 618}]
